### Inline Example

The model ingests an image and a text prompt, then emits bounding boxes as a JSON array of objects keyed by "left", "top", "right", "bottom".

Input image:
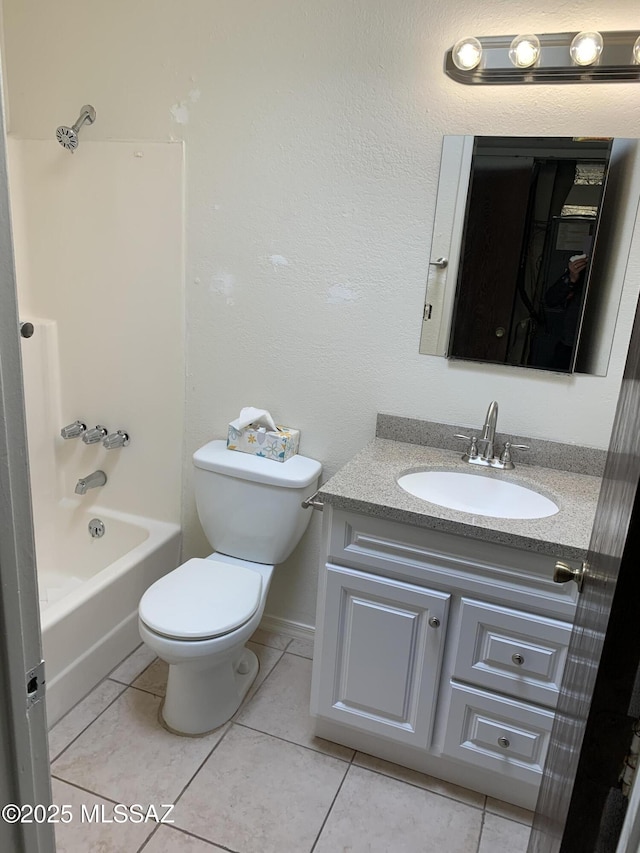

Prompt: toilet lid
[{"left": 139, "top": 558, "right": 262, "bottom": 640}]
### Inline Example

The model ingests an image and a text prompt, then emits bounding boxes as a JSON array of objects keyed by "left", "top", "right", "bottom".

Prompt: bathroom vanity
[{"left": 309, "top": 417, "right": 603, "bottom": 809}]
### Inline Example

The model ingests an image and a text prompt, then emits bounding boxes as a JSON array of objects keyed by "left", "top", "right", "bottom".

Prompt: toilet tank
[{"left": 192, "top": 440, "right": 322, "bottom": 564}]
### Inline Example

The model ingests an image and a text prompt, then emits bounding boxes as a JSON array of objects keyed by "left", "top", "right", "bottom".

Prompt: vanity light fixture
[{"left": 445, "top": 30, "right": 640, "bottom": 83}]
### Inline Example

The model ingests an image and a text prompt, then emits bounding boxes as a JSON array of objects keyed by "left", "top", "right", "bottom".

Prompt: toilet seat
[{"left": 139, "top": 558, "right": 262, "bottom": 641}]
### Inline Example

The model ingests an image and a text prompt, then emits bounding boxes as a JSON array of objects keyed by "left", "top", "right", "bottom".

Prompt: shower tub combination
[{"left": 14, "top": 110, "right": 184, "bottom": 727}]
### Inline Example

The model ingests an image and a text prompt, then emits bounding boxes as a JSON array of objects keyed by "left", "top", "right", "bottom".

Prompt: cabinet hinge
[
  {"left": 26, "top": 660, "right": 46, "bottom": 709},
  {"left": 423, "top": 303, "right": 433, "bottom": 321}
]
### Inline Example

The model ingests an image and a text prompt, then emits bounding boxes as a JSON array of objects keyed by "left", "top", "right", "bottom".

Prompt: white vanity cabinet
[{"left": 310, "top": 506, "right": 578, "bottom": 809}]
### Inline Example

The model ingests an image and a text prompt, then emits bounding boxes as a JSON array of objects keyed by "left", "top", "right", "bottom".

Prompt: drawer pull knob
[
  {"left": 512, "top": 653, "right": 525, "bottom": 666},
  {"left": 428, "top": 617, "right": 441, "bottom": 628},
  {"left": 498, "top": 736, "right": 510, "bottom": 749}
]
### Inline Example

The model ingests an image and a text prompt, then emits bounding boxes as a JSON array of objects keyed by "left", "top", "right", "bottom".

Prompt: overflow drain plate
[{"left": 89, "top": 518, "right": 105, "bottom": 539}]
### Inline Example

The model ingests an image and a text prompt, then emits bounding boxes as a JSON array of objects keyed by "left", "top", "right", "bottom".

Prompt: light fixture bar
[{"left": 446, "top": 31, "right": 640, "bottom": 84}]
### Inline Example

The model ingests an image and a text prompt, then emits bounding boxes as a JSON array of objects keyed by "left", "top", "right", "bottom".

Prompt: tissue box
[{"left": 227, "top": 422, "right": 300, "bottom": 462}]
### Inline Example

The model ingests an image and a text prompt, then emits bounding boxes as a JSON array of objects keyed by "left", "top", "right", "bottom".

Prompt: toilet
[{"left": 138, "top": 439, "right": 321, "bottom": 735}]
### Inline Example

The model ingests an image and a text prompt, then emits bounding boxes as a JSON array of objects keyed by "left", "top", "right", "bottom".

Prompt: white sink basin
[{"left": 397, "top": 470, "right": 559, "bottom": 519}]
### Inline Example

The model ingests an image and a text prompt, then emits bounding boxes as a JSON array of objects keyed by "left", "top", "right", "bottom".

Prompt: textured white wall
[{"left": 3, "top": 0, "right": 640, "bottom": 626}]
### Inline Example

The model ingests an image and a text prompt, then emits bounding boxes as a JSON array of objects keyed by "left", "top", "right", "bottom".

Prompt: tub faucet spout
[{"left": 75, "top": 470, "right": 107, "bottom": 495}]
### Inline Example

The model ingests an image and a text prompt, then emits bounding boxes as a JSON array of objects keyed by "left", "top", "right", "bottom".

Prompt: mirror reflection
[{"left": 420, "top": 136, "right": 640, "bottom": 376}]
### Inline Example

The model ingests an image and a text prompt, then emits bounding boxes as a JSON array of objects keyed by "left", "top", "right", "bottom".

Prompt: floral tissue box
[{"left": 227, "top": 422, "right": 300, "bottom": 462}]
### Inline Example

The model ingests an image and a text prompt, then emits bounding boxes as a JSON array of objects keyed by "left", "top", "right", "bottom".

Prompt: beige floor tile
[
  {"left": 144, "top": 825, "right": 227, "bottom": 851},
  {"left": 478, "top": 813, "right": 531, "bottom": 853},
  {"left": 287, "top": 637, "right": 315, "bottom": 659},
  {"left": 236, "top": 641, "right": 284, "bottom": 708},
  {"left": 49, "top": 679, "right": 126, "bottom": 761},
  {"left": 249, "top": 627, "right": 292, "bottom": 649},
  {"left": 236, "top": 652, "right": 354, "bottom": 760},
  {"left": 52, "top": 688, "right": 225, "bottom": 805},
  {"left": 315, "top": 765, "right": 483, "bottom": 853},
  {"left": 51, "top": 778, "right": 155, "bottom": 853},
  {"left": 486, "top": 795, "right": 535, "bottom": 825},
  {"left": 109, "top": 644, "right": 157, "bottom": 684},
  {"left": 132, "top": 659, "right": 168, "bottom": 697},
  {"left": 353, "top": 751, "right": 485, "bottom": 809},
  {"left": 173, "top": 725, "right": 348, "bottom": 853}
]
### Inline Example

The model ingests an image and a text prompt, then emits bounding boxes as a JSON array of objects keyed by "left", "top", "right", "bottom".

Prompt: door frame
[{"left": 0, "top": 64, "right": 55, "bottom": 853}]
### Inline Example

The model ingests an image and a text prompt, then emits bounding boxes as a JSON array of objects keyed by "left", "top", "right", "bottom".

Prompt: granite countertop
[{"left": 317, "top": 438, "right": 602, "bottom": 561}]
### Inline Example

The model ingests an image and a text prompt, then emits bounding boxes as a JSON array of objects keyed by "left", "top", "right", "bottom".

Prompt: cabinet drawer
[
  {"left": 443, "top": 683, "right": 554, "bottom": 786},
  {"left": 454, "top": 599, "right": 572, "bottom": 707}
]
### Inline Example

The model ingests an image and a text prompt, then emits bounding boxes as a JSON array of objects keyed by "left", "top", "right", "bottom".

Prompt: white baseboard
[{"left": 259, "top": 614, "right": 315, "bottom": 642}]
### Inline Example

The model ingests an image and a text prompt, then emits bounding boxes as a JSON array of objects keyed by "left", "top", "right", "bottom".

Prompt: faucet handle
[
  {"left": 454, "top": 434, "right": 479, "bottom": 459},
  {"left": 103, "top": 430, "right": 130, "bottom": 450},
  {"left": 60, "top": 420, "right": 87, "bottom": 439},
  {"left": 499, "top": 441, "right": 530, "bottom": 468},
  {"left": 82, "top": 425, "right": 108, "bottom": 445}
]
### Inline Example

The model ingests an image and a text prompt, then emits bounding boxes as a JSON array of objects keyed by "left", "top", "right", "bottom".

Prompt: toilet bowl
[
  {"left": 138, "top": 440, "right": 321, "bottom": 735},
  {"left": 139, "top": 553, "right": 274, "bottom": 735}
]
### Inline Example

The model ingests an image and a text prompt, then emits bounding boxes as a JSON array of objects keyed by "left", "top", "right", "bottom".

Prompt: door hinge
[
  {"left": 26, "top": 661, "right": 45, "bottom": 709},
  {"left": 621, "top": 720, "right": 640, "bottom": 797},
  {"left": 423, "top": 303, "right": 433, "bottom": 321}
]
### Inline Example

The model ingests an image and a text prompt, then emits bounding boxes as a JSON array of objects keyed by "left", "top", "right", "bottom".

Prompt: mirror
[{"left": 419, "top": 136, "right": 640, "bottom": 375}]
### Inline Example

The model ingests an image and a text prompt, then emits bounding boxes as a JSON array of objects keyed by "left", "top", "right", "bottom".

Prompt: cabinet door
[{"left": 314, "top": 564, "right": 450, "bottom": 748}]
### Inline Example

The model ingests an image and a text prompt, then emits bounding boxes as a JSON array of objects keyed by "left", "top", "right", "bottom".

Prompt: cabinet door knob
[
  {"left": 428, "top": 616, "right": 441, "bottom": 628},
  {"left": 512, "top": 653, "right": 525, "bottom": 666},
  {"left": 498, "top": 736, "right": 510, "bottom": 749}
]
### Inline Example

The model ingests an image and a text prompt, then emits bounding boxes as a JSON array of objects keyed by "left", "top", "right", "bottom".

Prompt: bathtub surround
[{"left": 2, "top": 0, "right": 639, "bottom": 632}]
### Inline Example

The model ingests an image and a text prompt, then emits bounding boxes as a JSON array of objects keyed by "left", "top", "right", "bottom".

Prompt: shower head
[{"left": 56, "top": 104, "right": 96, "bottom": 152}]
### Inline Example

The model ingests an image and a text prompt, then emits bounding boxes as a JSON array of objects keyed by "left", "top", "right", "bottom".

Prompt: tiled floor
[{"left": 48, "top": 630, "right": 533, "bottom": 852}]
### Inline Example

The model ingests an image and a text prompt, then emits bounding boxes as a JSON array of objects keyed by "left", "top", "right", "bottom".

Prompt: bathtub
[{"left": 38, "top": 502, "right": 180, "bottom": 726}]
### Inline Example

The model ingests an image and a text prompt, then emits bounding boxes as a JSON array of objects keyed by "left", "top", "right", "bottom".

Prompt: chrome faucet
[
  {"left": 75, "top": 470, "right": 107, "bottom": 495},
  {"left": 454, "top": 400, "right": 529, "bottom": 469},
  {"left": 479, "top": 400, "right": 499, "bottom": 461}
]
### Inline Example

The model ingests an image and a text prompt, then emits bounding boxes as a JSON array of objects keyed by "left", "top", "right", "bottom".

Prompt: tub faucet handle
[
  {"left": 82, "top": 425, "right": 108, "bottom": 445},
  {"left": 61, "top": 420, "right": 87, "bottom": 439},
  {"left": 103, "top": 430, "right": 130, "bottom": 450}
]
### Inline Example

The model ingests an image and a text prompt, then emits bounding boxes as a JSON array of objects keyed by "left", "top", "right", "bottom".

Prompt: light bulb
[
  {"left": 570, "top": 31, "right": 604, "bottom": 66},
  {"left": 633, "top": 35, "right": 640, "bottom": 65},
  {"left": 509, "top": 34, "right": 541, "bottom": 68},
  {"left": 452, "top": 37, "right": 482, "bottom": 71}
]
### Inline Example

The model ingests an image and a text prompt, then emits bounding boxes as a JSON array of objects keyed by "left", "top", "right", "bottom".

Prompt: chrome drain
[{"left": 88, "top": 518, "right": 105, "bottom": 539}]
